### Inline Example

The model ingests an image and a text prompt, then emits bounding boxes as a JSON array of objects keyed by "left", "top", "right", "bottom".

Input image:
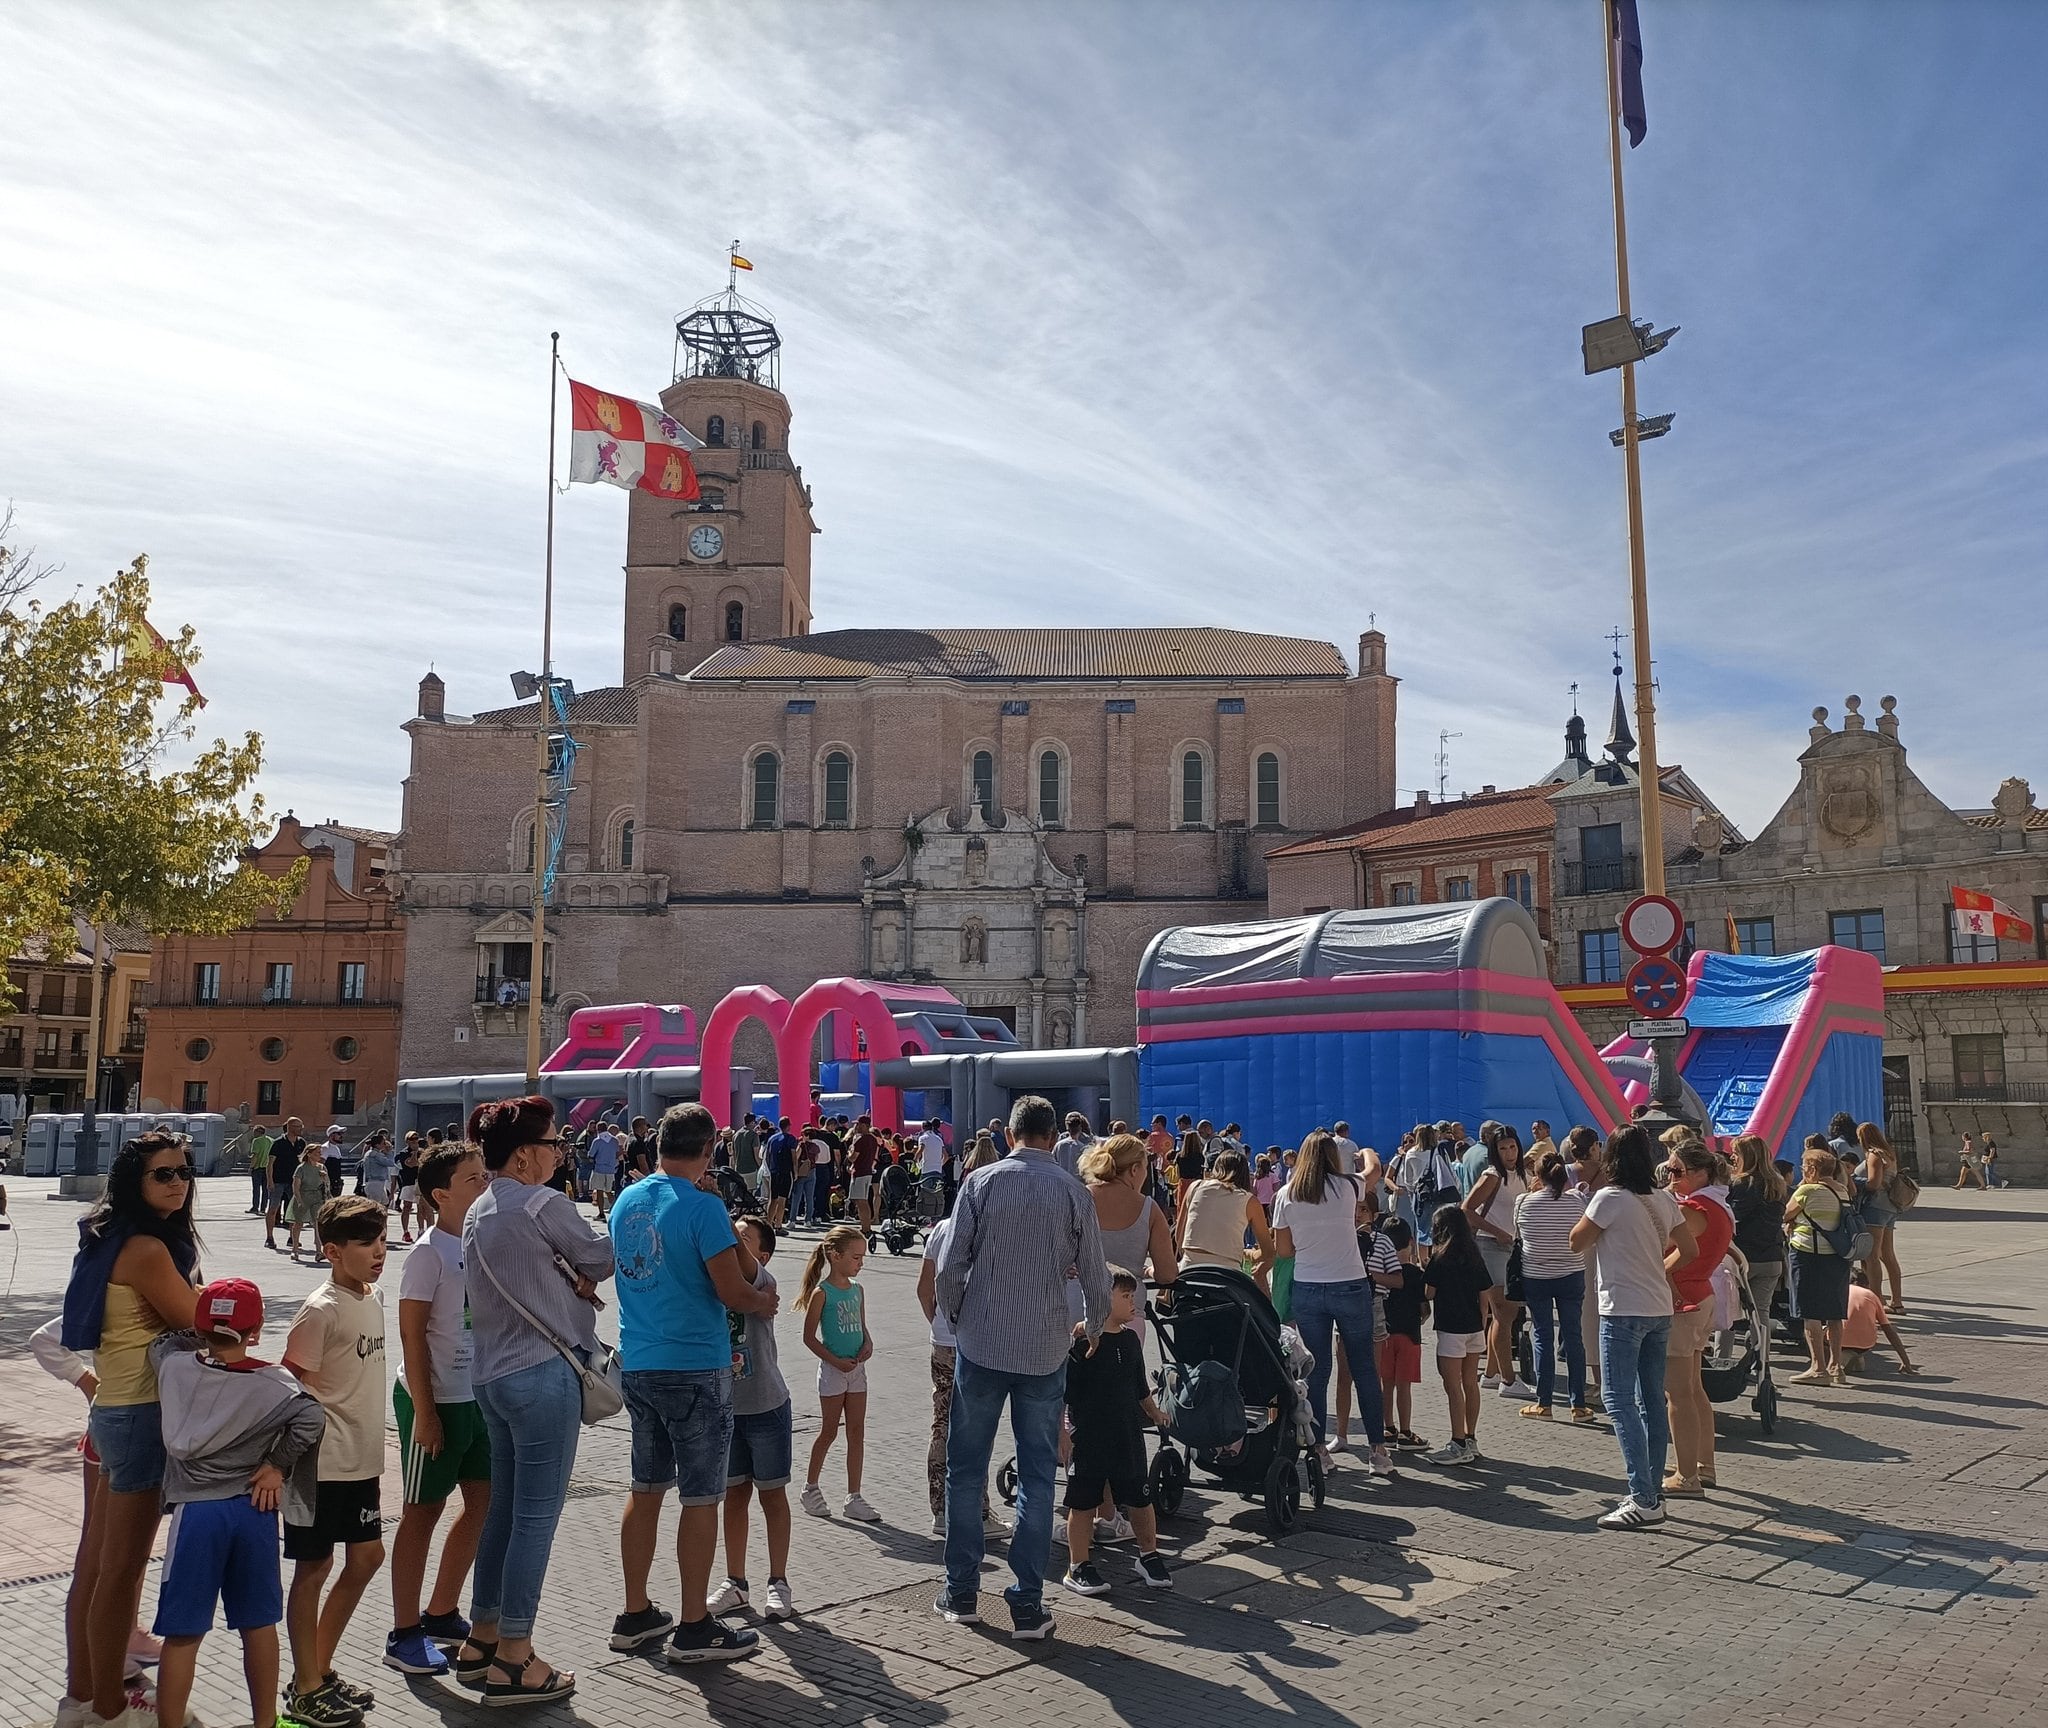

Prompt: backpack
[
  {"left": 1416, "top": 1151, "right": 1462, "bottom": 1228},
  {"left": 1810, "top": 1187, "right": 1860, "bottom": 1258},
  {"left": 1165, "top": 1359, "right": 1248, "bottom": 1452}
]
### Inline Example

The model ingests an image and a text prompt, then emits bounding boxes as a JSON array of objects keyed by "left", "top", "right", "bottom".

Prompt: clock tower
[{"left": 622, "top": 283, "right": 819, "bottom": 680}]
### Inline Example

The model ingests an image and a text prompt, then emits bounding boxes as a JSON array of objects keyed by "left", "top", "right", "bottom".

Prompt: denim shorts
[
  {"left": 89, "top": 1401, "right": 166, "bottom": 1494},
  {"left": 727, "top": 1401, "right": 794, "bottom": 1490},
  {"left": 624, "top": 1368, "right": 734, "bottom": 1506}
]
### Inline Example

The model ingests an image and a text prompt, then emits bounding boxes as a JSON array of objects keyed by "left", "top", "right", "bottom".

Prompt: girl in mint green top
[{"left": 798, "top": 1225, "right": 879, "bottom": 1520}]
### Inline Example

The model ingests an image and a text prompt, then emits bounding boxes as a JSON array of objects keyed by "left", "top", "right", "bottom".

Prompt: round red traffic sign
[
  {"left": 1619, "top": 893, "right": 1685, "bottom": 956},
  {"left": 1625, "top": 954, "right": 1688, "bottom": 1017}
]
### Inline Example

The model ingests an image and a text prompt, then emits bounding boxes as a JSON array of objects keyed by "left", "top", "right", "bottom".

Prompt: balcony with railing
[
  {"left": 474, "top": 973, "right": 557, "bottom": 1005},
  {"left": 1561, "top": 854, "right": 1642, "bottom": 898},
  {"left": 1919, "top": 1079, "right": 2048, "bottom": 1106}
]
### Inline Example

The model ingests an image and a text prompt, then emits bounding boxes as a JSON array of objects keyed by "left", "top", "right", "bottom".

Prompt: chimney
[
  {"left": 1357, "top": 630, "right": 1387, "bottom": 676},
  {"left": 1413, "top": 789, "right": 1431, "bottom": 814},
  {"left": 1481, "top": 784, "right": 1497, "bottom": 795},
  {"left": 417, "top": 670, "right": 445, "bottom": 721}
]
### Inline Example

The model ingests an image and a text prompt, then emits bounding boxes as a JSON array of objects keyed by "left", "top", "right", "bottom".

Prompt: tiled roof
[
  {"left": 686, "top": 628, "right": 1350, "bottom": 683},
  {"left": 472, "top": 687, "right": 639, "bottom": 726},
  {"left": 310, "top": 823, "right": 396, "bottom": 845},
  {"left": 1269, "top": 784, "right": 1558, "bottom": 858}
]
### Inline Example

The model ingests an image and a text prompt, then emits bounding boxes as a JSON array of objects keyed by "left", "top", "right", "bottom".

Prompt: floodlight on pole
[
  {"left": 1608, "top": 412, "right": 1675, "bottom": 448},
  {"left": 1582, "top": 314, "right": 1680, "bottom": 375},
  {"left": 510, "top": 670, "right": 540, "bottom": 699}
]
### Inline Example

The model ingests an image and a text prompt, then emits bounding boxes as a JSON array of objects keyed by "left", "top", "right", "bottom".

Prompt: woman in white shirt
[
  {"left": 1463, "top": 1127, "right": 1533, "bottom": 1399},
  {"left": 1569, "top": 1126, "right": 1692, "bottom": 1531},
  {"left": 1271, "top": 1131, "right": 1395, "bottom": 1478},
  {"left": 1513, "top": 1149, "right": 1593, "bottom": 1422}
]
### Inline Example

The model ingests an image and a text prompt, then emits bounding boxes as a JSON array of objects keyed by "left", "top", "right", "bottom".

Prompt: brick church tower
[{"left": 622, "top": 283, "right": 819, "bottom": 681}]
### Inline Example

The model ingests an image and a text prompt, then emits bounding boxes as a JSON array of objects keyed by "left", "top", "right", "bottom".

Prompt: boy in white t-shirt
[
  {"left": 385, "top": 1144, "right": 493, "bottom": 1676},
  {"left": 283, "top": 1196, "right": 390, "bottom": 1728}
]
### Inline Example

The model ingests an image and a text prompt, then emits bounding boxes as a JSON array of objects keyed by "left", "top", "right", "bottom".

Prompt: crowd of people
[{"left": 46, "top": 1091, "right": 1937, "bottom": 1723}]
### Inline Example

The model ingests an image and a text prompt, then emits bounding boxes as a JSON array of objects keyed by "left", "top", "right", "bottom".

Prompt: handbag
[
  {"left": 1885, "top": 1170, "right": 1921, "bottom": 1213},
  {"left": 469, "top": 1228, "right": 625, "bottom": 1426},
  {"left": 1503, "top": 1237, "right": 1525, "bottom": 1304}
]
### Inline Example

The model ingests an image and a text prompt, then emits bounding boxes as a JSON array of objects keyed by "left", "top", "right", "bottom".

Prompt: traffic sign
[
  {"left": 1619, "top": 893, "right": 1685, "bottom": 956},
  {"left": 1628, "top": 1017, "right": 1690, "bottom": 1042},
  {"left": 1625, "top": 955, "right": 1688, "bottom": 1017}
]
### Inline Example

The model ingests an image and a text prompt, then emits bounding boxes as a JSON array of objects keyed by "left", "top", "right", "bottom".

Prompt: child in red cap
[{"left": 149, "top": 1277, "right": 326, "bottom": 1728}]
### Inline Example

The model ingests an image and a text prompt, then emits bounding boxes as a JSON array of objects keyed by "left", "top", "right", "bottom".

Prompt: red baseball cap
[{"left": 196, "top": 1277, "right": 265, "bottom": 1342}]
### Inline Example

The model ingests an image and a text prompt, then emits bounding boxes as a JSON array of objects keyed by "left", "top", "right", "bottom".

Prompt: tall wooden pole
[
  {"left": 1602, "top": 0, "right": 1665, "bottom": 896},
  {"left": 524, "top": 334, "right": 561, "bottom": 1089}
]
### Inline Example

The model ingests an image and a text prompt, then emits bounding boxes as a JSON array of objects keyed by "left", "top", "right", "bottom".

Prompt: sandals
[
  {"left": 483, "top": 1653, "right": 576, "bottom": 1708},
  {"left": 454, "top": 1639, "right": 498, "bottom": 1686},
  {"left": 1394, "top": 1429, "right": 1425, "bottom": 1449}
]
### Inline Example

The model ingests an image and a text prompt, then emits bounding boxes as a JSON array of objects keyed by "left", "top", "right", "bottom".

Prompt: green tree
[{"left": 0, "top": 517, "right": 301, "bottom": 980}]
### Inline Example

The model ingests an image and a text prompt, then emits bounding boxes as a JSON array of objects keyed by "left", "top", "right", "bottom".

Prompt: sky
[{"left": 3, "top": 0, "right": 2045, "bottom": 840}]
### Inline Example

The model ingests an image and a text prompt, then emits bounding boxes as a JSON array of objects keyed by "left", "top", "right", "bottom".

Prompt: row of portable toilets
[{"left": 13, "top": 1112, "right": 230, "bottom": 1177}]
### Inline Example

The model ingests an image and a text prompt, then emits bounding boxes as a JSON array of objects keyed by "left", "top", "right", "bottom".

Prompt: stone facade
[
  {"left": 1550, "top": 696, "right": 2048, "bottom": 1180},
  {"left": 393, "top": 306, "right": 1399, "bottom": 1083}
]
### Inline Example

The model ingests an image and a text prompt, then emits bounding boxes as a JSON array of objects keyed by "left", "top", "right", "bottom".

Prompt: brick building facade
[{"left": 393, "top": 292, "right": 1399, "bottom": 1082}]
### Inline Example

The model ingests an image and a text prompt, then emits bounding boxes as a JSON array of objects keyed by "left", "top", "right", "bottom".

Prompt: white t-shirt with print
[
  {"left": 1584, "top": 1186, "right": 1684, "bottom": 1318},
  {"left": 286, "top": 1280, "right": 388, "bottom": 1480},
  {"left": 397, "top": 1227, "right": 473, "bottom": 1404}
]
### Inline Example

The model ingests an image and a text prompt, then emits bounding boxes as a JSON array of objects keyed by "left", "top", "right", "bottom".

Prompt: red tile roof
[
  {"left": 472, "top": 687, "right": 639, "bottom": 726},
  {"left": 686, "top": 628, "right": 1350, "bottom": 683},
  {"left": 1269, "top": 783, "right": 1557, "bottom": 858}
]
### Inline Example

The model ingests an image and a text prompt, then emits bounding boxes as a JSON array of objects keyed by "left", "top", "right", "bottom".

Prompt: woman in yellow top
[
  {"left": 69, "top": 1130, "right": 202, "bottom": 1724},
  {"left": 1784, "top": 1140, "right": 1854, "bottom": 1388}
]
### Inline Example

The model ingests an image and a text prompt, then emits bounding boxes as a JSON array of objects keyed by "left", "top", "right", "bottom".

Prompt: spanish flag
[
  {"left": 126, "top": 616, "right": 205, "bottom": 708},
  {"left": 730, "top": 252, "right": 754, "bottom": 271}
]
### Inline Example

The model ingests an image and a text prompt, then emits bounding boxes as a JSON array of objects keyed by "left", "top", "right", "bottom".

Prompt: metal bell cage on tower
[{"left": 673, "top": 286, "right": 782, "bottom": 389}]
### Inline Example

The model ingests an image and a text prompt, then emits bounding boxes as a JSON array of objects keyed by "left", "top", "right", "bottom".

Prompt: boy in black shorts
[
  {"left": 283, "top": 1197, "right": 389, "bottom": 1727},
  {"left": 1060, "top": 1268, "right": 1172, "bottom": 1597}
]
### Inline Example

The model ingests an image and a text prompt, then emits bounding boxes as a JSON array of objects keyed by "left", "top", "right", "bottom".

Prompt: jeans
[
  {"left": 471, "top": 1355, "right": 582, "bottom": 1639},
  {"left": 945, "top": 1352, "right": 1066, "bottom": 1618},
  {"left": 789, "top": 1170, "right": 816, "bottom": 1225},
  {"left": 249, "top": 1164, "right": 269, "bottom": 1210},
  {"left": 1293, "top": 1277, "right": 1383, "bottom": 1448},
  {"left": 1522, "top": 1272, "right": 1587, "bottom": 1409},
  {"left": 1600, "top": 1313, "right": 1672, "bottom": 1509}
]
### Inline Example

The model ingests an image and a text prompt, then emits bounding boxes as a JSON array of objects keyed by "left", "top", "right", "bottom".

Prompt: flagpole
[
  {"left": 1602, "top": 0, "right": 1665, "bottom": 898},
  {"left": 524, "top": 333, "right": 560, "bottom": 1091}
]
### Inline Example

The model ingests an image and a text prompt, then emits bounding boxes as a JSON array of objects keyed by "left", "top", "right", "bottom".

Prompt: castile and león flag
[{"left": 567, "top": 379, "right": 704, "bottom": 502}]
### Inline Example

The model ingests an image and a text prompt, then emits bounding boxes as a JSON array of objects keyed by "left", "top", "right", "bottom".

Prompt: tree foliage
[{"left": 0, "top": 515, "right": 302, "bottom": 971}]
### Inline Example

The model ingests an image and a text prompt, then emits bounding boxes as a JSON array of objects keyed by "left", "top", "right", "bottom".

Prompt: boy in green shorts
[{"left": 385, "top": 1143, "right": 493, "bottom": 1676}]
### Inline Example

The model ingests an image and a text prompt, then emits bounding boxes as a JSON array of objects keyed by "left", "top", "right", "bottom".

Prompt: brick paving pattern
[{"left": 2, "top": 1179, "right": 2043, "bottom": 1728}]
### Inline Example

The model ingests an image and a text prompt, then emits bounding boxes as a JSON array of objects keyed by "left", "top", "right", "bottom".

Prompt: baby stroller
[
  {"left": 1700, "top": 1247, "right": 1779, "bottom": 1435},
  {"left": 1148, "top": 1266, "right": 1321, "bottom": 1533},
  {"left": 870, "top": 1160, "right": 924, "bottom": 1256},
  {"left": 713, "top": 1165, "right": 758, "bottom": 1219}
]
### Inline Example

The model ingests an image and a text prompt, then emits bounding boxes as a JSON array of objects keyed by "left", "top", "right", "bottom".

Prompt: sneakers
[
  {"left": 1367, "top": 1446, "right": 1395, "bottom": 1477},
  {"left": 1570, "top": 1405, "right": 1601, "bottom": 1424},
  {"left": 983, "top": 1511, "right": 1012, "bottom": 1541},
  {"left": 665, "top": 1618, "right": 759, "bottom": 1664},
  {"left": 283, "top": 1682, "right": 361, "bottom": 1728},
  {"left": 323, "top": 1674, "right": 374, "bottom": 1713},
  {"left": 383, "top": 1629, "right": 451, "bottom": 1676},
  {"left": 1010, "top": 1604, "right": 1055, "bottom": 1642},
  {"left": 1460, "top": 1437, "right": 1481, "bottom": 1463},
  {"left": 1095, "top": 1513, "right": 1136, "bottom": 1545},
  {"left": 763, "top": 1577, "right": 796, "bottom": 1621},
  {"left": 1519, "top": 1404, "right": 1552, "bottom": 1420},
  {"left": 608, "top": 1604, "right": 676, "bottom": 1652},
  {"left": 1062, "top": 1561, "right": 1111, "bottom": 1597},
  {"left": 934, "top": 1589, "right": 981, "bottom": 1625},
  {"left": 707, "top": 1578, "right": 750, "bottom": 1617},
  {"left": 800, "top": 1483, "right": 831, "bottom": 1518},
  {"left": 1597, "top": 1497, "right": 1666, "bottom": 1529},
  {"left": 1479, "top": 1373, "right": 1502, "bottom": 1390},
  {"left": 843, "top": 1493, "right": 882, "bottom": 1522},
  {"left": 1661, "top": 1473, "right": 1706, "bottom": 1499},
  {"left": 1326, "top": 1435, "right": 1349, "bottom": 1453},
  {"left": 420, "top": 1610, "right": 472, "bottom": 1646},
  {"left": 1498, "top": 1379, "right": 1537, "bottom": 1400},
  {"left": 1135, "top": 1551, "right": 1173, "bottom": 1589},
  {"left": 55, "top": 1698, "right": 93, "bottom": 1728},
  {"left": 1425, "top": 1440, "right": 1468, "bottom": 1466},
  {"left": 929, "top": 1514, "right": 948, "bottom": 1539},
  {"left": 1788, "top": 1367, "right": 1831, "bottom": 1386},
  {"left": 1050, "top": 1520, "right": 1069, "bottom": 1546}
]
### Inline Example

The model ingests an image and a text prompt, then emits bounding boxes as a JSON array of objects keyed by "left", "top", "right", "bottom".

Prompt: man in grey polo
[{"left": 935, "top": 1095, "right": 1109, "bottom": 1640}]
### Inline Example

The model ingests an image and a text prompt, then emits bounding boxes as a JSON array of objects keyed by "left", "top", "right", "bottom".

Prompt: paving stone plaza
[{"left": 2, "top": 1176, "right": 2043, "bottom": 1728}]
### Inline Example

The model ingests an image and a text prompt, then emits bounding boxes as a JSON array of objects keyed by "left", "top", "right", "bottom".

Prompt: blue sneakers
[{"left": 382, "top": 1629, "right": 451, "bottom": 1676}]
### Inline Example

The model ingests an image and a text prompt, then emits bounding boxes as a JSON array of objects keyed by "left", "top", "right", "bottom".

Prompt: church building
[{"left": 392, "top": 285, "right": 1398, "bottom": 1082}]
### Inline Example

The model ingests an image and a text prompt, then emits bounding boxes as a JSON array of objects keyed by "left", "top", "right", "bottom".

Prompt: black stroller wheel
[
  {"left": 997, "top": 1458, "right": 1019, "bottom": 1506},
  {"left": 1755, "top": 1373, "right": 1779, "bottom": 1436},
  {"left": 1306, "top": 1446, "right": 1327, "bottom": 1511},
  {"left": 1150, "top": 1447, "right": 1188, "bottom": 1517},
  {"left": 1513, "top": 1313, "right": 1535, "bottom": 1387},
  {"left": 1263, "top": 1446, "right": 1300, "bottom": 1533}
]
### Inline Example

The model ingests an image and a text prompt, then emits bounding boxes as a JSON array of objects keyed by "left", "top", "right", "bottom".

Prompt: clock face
[{"left": 688, "top": 524, "right": 724, "bottom": 560}]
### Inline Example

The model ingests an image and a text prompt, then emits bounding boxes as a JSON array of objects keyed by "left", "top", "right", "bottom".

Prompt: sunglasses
[{"left": 148, "top": 1165, "right": 197, "bottom": 1185}]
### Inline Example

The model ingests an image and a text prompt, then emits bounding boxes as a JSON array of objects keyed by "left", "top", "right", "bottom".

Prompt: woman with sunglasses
[
  {"left": 65, "top": 1131, "right": 202, "bottom": 1726},
  {"left": 1658, "top": 1132, "right": 1734, "bottom": 1499},
  {"left": 455, "top": 1097, "right": 615, "bottom": 1705}
]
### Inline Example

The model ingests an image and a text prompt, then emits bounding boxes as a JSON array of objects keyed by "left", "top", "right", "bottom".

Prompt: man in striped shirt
[{"left": 935, "top": 1096, "right": 1110, "bottom": 1641}]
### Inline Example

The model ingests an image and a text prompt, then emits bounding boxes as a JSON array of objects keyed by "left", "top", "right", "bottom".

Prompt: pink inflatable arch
[
  {"left": 699, "top": 985, "right": 791, "bottom": 1129},
  {"left": 775, "top": 978, "right": 911, "bottom": 1133}
]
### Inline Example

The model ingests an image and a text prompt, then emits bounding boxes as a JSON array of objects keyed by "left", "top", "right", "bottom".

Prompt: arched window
[
  {"left": 518, "top": 812, "right": 537, "bottom": 871},
  {"left": 1037, "top": 747, "right": 1064, "bottom": 826},
  {"left": 705, "top": 413, "right": 725, "bottom": 447},
  {"left": 666, "top": 603, "right": 687, "bottom": 641},
  {"left": 749, "top": 753, "right": 780, "bottom": 828},
  {"left": 1255, "top": 752, "right": 1282, "bottom": 827},
  {"left": 751, "top": 421, "right": 767, "bottom": 450},
  {"left": 725, "top": 600, "right": 745, "bottom": 641},
  {"left": 1181, "top": 750, "right": 1207, "bottom": 827},
  {"left": 971, "top": 750, "right": 996, "bottom": 822},
  {"left": 616, "top": 819, "right": 635, "bottom": 871},
  {"left": 822, "top": 751, "right": 852, "bottom": 825}
]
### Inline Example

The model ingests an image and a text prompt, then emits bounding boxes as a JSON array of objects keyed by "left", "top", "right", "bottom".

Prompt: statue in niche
[
  {"left": 1046, "top": 914, "right": 1074, "bottom": 974},
  {"left": 1049, "top": 1010, "right": 1073, "bottom": 1048},
  {"left": 964, "top": 836, "right": 987, "bottom": 886},
  {"left": 960, "top": 918, "right": 988, "bottom": 966},
  {"left": 873, "top": 909, "right": 903, "bottom": 972}
]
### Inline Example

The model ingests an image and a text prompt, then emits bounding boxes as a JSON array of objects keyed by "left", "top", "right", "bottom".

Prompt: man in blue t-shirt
[
  {"left": 608, "top": 1103, "right": 779, "bottom": 1664},
  {"left": 763, "top": 1116, "right": 800, "bottom": 1228}
]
